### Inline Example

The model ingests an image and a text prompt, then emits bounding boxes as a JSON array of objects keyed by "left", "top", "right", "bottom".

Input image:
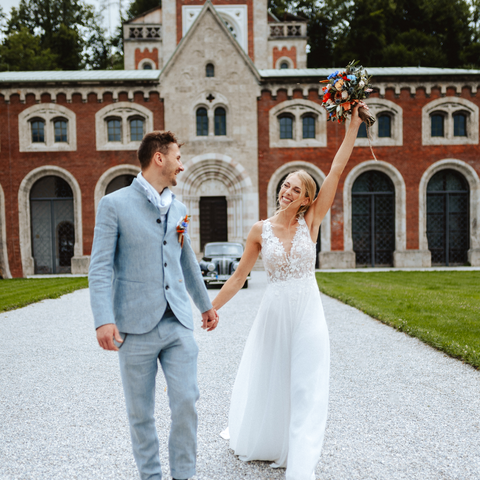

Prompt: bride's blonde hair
[{"left": 277, "top": 170, "right": 317, "bottom": 217}]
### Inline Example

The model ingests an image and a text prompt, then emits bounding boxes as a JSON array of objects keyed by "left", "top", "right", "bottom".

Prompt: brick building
[{"left": 0, "top": 0, "right": 479, "bottom": 278}]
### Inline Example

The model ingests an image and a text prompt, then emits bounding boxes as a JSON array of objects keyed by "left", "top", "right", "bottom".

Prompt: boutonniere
[{"left": 176, "top": 215, "right": 190, "bottom": 248}]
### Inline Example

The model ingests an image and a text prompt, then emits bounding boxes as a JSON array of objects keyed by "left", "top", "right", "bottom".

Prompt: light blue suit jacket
[{"left": 89, "top": 179, "right": 212, "bottom": 334}]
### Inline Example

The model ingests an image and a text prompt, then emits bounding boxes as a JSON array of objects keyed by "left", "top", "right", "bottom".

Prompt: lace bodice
[{"left": 261, "top": 216, "right": 316, "bottom": 284}]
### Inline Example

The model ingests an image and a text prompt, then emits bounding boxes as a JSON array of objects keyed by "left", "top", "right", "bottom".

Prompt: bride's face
[{"left": 278, "top": 174, "right": 306, "bottom": 210}]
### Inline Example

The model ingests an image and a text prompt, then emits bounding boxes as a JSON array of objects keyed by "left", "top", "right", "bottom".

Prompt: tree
[
  {"left": 0, "top": 26, "right": 58, "bottom": 71},
  {"left": 126, "top": 0, "right": 161, "bottom": 19},
  {"left": 272, "top": 0, "right": 479, "bottom": 68},
  {"left": 3, "top": 0, "right": 110, "bottom": 70}
]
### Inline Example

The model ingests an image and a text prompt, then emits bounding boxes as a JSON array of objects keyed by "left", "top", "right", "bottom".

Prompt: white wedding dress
[{"left": 225, "top": 216, "right": 330, "bottom": 480}]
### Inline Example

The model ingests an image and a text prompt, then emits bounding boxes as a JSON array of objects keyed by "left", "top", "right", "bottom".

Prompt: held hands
[
  {"left": 202, "top": 308, "right": 219, "bottom": 332},
  {"left": 96, "top": 323, "right": 123, "bottom": 351}
]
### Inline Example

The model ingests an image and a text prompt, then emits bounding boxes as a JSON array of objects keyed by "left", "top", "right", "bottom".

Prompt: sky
[{"left": 1, "top": 0, "right": 123, "bottom": 38}]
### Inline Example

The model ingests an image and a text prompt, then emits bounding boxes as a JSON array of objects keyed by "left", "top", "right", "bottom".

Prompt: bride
[{"left": 212, "top": 105, "right": 364, "bottom": 479}]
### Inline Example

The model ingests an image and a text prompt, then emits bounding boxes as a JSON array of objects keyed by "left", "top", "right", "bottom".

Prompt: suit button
[
  {"left": 163, "top": 240, "right": 167, "bottom": 245},
  {"left": 165, "top": 285, "right": 170, "bottom": 290},
  {"left": 156, "top": 219, "right": 161, "bottom": 224},
  {"left": 164, "top": 262, "right": 167, "bottom": 267}
]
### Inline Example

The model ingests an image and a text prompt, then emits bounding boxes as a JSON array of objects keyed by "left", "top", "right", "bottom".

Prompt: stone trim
[
  {"left": 95, "top": 102, "right": 154, "bottom": 151},
  {"left": 262, "top": 83, "right": 321, "bottom": 98},
  {"left": 2, "top": 87, "right": 160, "bottom": 103},
  {"left": 182, "top": 5, "right": 249, "bottom": 54},
  {"left": 267, "top": 161, "right": 331, "bottom": 252},
  {"left": 175, "top": 153, "right": 255, "bottom": 253},
  {"left": 0, "top": 183, "right": 12, "bottom": 278},
  {"left": 94, "top": 164, "right": 141, "bottom": 213},
  {"left": 275, "top": 55, "right": 295, "bottom": 70},
  {"left": 191, "top": 92, "right": 230, "bottom": 140},
  {"left": 347, "top": 98, "right": 403, "bottom": 147},
  {"left": 418, "top": 159, "right": 480, "bottom": 266},
  {"left": 422, "top": 97, "right": 479, "bottom": 145},
  {"left": 343, "top": 160, "right": 407, "bottom": 255},
  {"left": 269, "top": 99, "right": 327, "bottom": 148},
  {"left": 18, "top": 166, "right": 84, "bottom": 277},
  {"left": 18, "top": 103, "right": 77, "bottom": 152}
]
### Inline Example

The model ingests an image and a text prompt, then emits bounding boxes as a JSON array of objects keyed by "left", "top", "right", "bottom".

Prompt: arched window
[
  {"left": 377, "top": 114, "right": 391, "bottom": 138},
  {"left": 31, "top": 119, "right": 45, "bottom": 143},
  {"left": 196, "top": 108, "right": 208, "bottom": 136},
  {"left": 30, "top": 176, "right": 74, "bottom": 274},
  {"left": 427, "top": 169, "right": 469, "bottom": 265},
  {"left": 214, "top": 107, "right": 226, "bottom": 136},
  {"left": 279, "top": 115, "right": 293, "bottom": 139},
  {"left": 352, "top": 170, "right": 395, "bottom": 267},
  {"left": 143, "top": 63, "right": 152, "bottom": 70},
  {"left": 107, "top": 118, "right": 122, "bottom": 142},
  {"left": 280, "top": 62, "right": 289, "bottom": 69},
  {"left": 130, "top": 118, "right": 144, "bottom": 141},
  {"left": 206, "top": 63, "right": 215, "bottom": 77},
  {"left": 453, "top": 113, "right": 467, "bottom": 137},
  {"left": 302, "top": 115, "right": 315, "bottom": 139},
  {"left": 431, "top": 114, "right": 445, "bottom": 137},
  {"left": 54, "top": 119, "right": 68, "bottom": 143},
  {"left": 106, "top": 175, "right": 136, "bottom": 195},
  {"left": 357, "top": 122, "right": 367, "bottom": 138}
]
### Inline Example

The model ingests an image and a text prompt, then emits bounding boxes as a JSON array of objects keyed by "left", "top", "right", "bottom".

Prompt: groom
[{"left": 89, "top": 130, "right": 218, "bottom": 480}]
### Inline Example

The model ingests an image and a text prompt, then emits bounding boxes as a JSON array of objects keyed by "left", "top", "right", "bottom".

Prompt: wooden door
[{"left": 200, "top": 196, "right": 228, "bottom": 252}]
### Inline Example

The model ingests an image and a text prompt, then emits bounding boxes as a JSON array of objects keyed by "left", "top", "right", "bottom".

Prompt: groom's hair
[{"left": 137, "top": 130, "right": 183, "bottom": 169}]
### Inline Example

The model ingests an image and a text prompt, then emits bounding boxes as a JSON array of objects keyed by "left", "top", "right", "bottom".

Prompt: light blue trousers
[{"left": 118, "top": 308, "right": 199, "bottom": 480}]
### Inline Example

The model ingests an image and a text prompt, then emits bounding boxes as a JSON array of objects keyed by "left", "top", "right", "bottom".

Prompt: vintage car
[{"left": 199, "top": 242, "right": 250, "bottom": 288}]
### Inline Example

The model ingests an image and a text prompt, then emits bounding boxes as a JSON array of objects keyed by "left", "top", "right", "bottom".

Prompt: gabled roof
[{"left": 160, "top": 0, "right": 261, "bottom": 82}]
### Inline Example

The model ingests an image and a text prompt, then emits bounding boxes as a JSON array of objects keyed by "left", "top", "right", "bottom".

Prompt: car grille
[{"left": 217, "top": 258, "right": 230, "bottom": 275}]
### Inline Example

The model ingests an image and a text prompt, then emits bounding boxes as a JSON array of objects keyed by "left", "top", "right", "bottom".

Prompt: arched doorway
[
  {"left": 276, "top": 173, "right": 322, "bottom": 267},
  {"left": 352, "top": 170, "right": 395, "bottom": 267},
  {"left": 427, "top": 169, "right": 469, "bottom": 265},
  {"left": 30, "top": 176, "right": 75, "bottom": 274},
  {"left": 106, "top": 174, "right": 135, "bottom": 195},
  {"left": 175, "top": 154, "right": 256, "bottom": 255}
]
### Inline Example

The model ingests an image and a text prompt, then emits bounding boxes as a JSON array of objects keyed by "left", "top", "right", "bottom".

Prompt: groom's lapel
[{"left": 166, "top": 200, "right": 179, "bottom": 235}]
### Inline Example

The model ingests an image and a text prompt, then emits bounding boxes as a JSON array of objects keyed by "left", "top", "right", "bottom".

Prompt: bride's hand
[{"left": 202, "top": 308, "right": 219, "bottom": 332}]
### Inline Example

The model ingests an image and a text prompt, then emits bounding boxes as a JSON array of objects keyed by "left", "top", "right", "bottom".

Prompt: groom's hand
[
  {"left": 201, "top": 308, "right": 219, "bottom": 332},
  {"left": 96, "top": 323, "right": 123, "bottom": 351}
]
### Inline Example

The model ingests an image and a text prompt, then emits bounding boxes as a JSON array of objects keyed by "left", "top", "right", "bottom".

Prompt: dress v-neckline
[{"left": 267, "top": 219, "right": 302, "bottom": 258}]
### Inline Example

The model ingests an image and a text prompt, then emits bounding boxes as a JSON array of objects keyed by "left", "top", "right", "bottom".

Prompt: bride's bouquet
[{"left": 321, "top": 60, "right": 375, "bottom": 126}]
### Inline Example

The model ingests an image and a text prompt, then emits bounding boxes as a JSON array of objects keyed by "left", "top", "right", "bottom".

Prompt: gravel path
[{"left": 0, "top": 271, "right": 479, "bottom": 480}]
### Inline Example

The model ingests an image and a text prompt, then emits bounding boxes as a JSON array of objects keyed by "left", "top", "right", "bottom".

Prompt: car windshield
[{"left": 205, "top": 244, "right": 243, "bottom": 256}]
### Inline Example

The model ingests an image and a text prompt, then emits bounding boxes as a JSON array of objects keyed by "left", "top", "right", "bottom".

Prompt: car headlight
[
  {"left": 207, "top": 263, "right": 215, "bottom": 272},
  {"left": 232, "top": 262, "right": 239, "bottom": 271}
]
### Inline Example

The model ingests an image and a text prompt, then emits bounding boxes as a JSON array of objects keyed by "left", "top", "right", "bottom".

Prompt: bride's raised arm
[
  {"left": 212, "top": 221, "right": 263, "bottom": 311},
  {"left": 304, "top": 104, "right": 364, "bottom": 235}
]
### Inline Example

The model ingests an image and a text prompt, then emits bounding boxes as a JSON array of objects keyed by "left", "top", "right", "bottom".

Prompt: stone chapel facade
[{"left": 0, "top": 0, "right": 479, "bottom": 278}]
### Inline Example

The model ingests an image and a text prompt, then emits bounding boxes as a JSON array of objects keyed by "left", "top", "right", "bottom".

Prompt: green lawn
[
  {"left": 0, "top": 277, "right": 88, "bottom": 313},
  {"left": 316, "top": 271, "right": 480, "bottom": 369}
]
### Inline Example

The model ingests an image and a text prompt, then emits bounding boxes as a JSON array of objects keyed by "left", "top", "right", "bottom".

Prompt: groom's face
[{"left": 161, "top": 143, "right": 184, "bottom": 187}]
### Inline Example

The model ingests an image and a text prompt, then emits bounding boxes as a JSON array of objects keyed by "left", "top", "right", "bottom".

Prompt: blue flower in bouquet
[
  {"left": 327, "top": 70, "right": 339, "bottom": 80},
  {"left": 347, "top": 75, "right": 356, "bottom": 81}
]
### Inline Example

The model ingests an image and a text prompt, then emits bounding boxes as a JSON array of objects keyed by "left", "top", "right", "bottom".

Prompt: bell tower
[{"left": 123, "top": 6, "right": 163, "bottom": 70}]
